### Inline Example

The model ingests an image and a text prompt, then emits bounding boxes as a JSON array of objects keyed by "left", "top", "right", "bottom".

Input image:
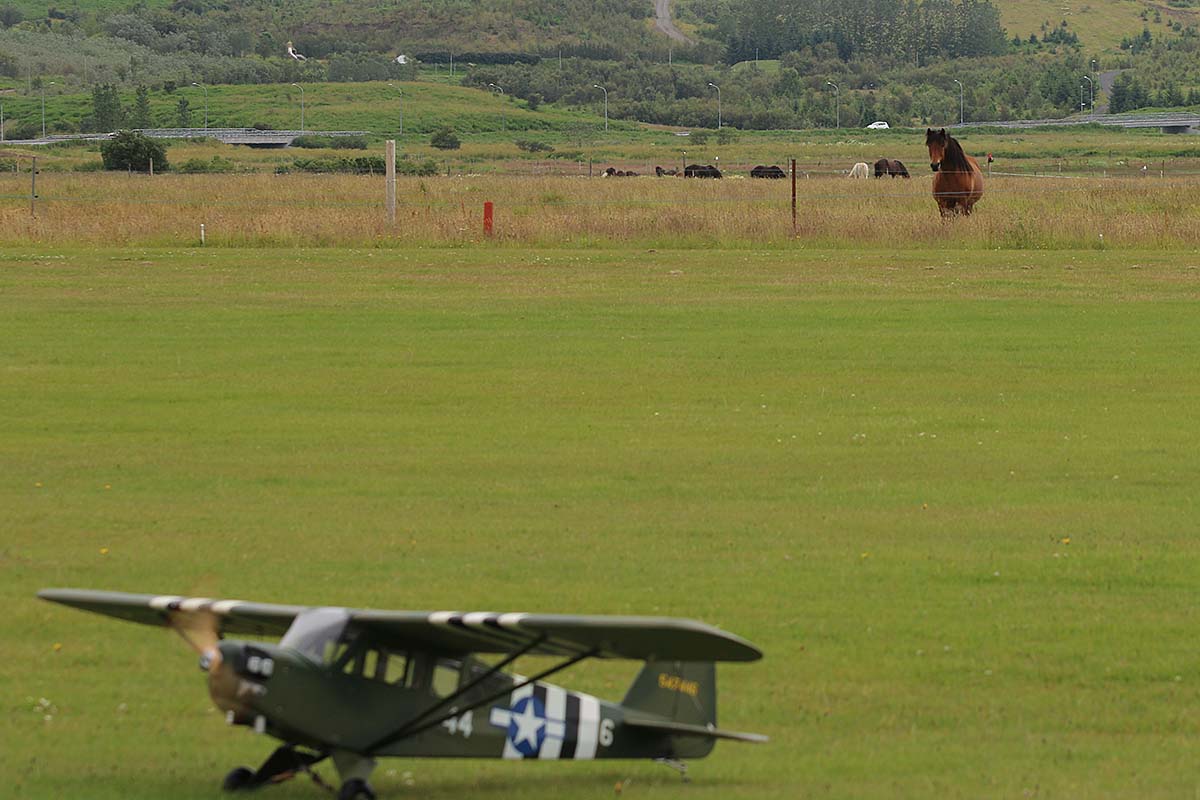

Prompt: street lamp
[
  {"left": 1079, "top": 83, "right": 1086, "bottom": 114},
  {"left": 953, "top": 78, "right": 964, "bottom": 124},
  {"left": 191, "top": 82, "right": 208, "bottom": 133},
  {"left": 1082, "top": 75, "right": 1094, "bottom": 114},
  {"left": 488, "top": 83, "right": 505, "bottom": 131},
  {"left": 40, "top": 81, "right": 55, "bottom": 138},
  {"left": 825, "top": 81, "right": 839, "bottom": 128},
  {"left": 593, "top": 84, "right": 608, "bottom": 132},
  {"left": 707, "top": 81, "right": 721, "bottom": 129},
  {"left": 388, "top": 83, "right": 403, "bottom": 135},
  {"left": 290, "top": 82, "right": 305, "bottom": 132}
]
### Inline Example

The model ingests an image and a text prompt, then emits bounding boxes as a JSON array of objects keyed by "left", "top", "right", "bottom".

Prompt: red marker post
[{"left": 483, "top": 201, "right": 494, "bottom": 236}]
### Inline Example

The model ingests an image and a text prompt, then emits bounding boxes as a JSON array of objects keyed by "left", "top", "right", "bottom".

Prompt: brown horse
[{"left": 925, "top": 128, "right": 984, "bottom": 216}]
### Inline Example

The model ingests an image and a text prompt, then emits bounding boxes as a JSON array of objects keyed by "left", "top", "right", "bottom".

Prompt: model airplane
[{"left": 38, "top": 589, "right": 767, "bottom": 800}]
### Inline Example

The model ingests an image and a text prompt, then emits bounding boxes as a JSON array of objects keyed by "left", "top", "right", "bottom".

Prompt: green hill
[{"left": 993, "top": 0, "right": 1195, "bottom": 51}]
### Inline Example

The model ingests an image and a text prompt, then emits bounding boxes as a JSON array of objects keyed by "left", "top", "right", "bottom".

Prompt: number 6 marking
[{"left": 599, "top": 718, "right": 614, "bottom": 747}]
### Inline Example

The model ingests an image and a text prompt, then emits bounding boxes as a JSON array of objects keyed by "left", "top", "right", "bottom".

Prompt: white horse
[{"left": 848, "top": 162, "right": 870, "bottom": 179}]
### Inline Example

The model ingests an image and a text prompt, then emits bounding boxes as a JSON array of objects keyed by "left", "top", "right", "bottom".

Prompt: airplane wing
[
  {"left": 37, "top": 589, "right": 304, "bottom": 637},
  {"left": 37, "top": 589, "right": 762, "bottom": 662}
]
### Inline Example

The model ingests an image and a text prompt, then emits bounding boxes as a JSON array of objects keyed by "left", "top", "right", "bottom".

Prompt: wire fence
[{"left": 0, "top": 162, "right": 1197, "bottom": 251}]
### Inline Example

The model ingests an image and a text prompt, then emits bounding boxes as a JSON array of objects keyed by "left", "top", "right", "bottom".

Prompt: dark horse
[
  {"left": 925, "top": 128, "right": 984, "bottom": 216},
  {"left": 683, "top": 163, "right": 722, "bottom": 178},
  {"left": 873, "top": 158, "right": 909, "bottom": 178},
  {"left": 750, "top": 165, "right": 787, "bottom": 179}
]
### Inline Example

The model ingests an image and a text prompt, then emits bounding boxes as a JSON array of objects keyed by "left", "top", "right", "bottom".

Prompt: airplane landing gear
[
  {"left": 332, "top": 750, "right": 377, "bottom": 800},
  {"left": 220, "top": 745, "right": 329, "bottom": 792},
  {"left": 337, "top": 777, "right": 377, "bottom": 800},
  {"left": 655, "top": 758, "right": 690, "bottom": 782}
]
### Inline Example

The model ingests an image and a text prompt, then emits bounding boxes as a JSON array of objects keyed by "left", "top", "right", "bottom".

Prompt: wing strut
[
  {"left": 365, "top": 646, "right": 599, "bottom": 755},
  {"left": 368, "top": 635, "right": 546, "bottom": 749}
]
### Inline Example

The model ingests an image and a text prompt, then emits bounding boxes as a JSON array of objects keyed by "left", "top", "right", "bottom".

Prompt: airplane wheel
[
  {"left": 222, "top": 766, "right": 256, "bottom": 792},
  {"left": 337, "top": 779, "right": 377, "bottom": 800}
]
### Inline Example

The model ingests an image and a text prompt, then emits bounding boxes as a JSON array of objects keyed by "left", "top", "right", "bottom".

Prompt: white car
[{"left": 866, "top": 121, "right": 890, "bottom": 129}]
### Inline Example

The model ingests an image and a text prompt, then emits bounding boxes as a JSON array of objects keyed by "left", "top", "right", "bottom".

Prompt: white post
[
  {"left": 385, "top": 140, "right": 396, "bottom": 224},
  {"left": 200, "top": 223, "right": 206, "bottom": 246}
]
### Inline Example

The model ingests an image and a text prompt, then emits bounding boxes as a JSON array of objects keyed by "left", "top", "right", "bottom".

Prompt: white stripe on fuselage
[
  {"left": 575, "top": 695, "right": 600, "bottom": 759},
  {"left": 539, "top": 685, "right": 566, "bottom": 759}
]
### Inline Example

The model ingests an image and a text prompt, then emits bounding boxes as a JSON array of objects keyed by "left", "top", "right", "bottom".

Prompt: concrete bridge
[
  {"left": 956, "top": 112, "right": 1200, "bottom": 134},
  {"left": 3, "top": 128, "right": 371, "bottom": 147}
]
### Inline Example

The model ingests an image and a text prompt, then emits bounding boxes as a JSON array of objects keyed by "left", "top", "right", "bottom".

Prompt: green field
[{"left": 3, "top": 246, "right": 1200, "bottom": 797}]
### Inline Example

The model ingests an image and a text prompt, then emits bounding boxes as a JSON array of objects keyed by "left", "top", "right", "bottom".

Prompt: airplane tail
[
  {"left": 623, "top": 660, "right": 716, "bottom": 728},
  {"left": 621, "top": 661, "right": 766, "bottom": 758}
]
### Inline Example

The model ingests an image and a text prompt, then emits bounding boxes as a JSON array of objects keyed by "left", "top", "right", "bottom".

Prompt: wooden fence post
[
  {"left": 385, "top": 140, "right": 396, "bottom": 223},
  {"left": 791, "top": 158, "right": 797, "bottom": 234}
]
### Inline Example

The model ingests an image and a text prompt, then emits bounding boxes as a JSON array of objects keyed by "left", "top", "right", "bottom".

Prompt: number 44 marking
[{"left": 442, "top": 711, "right": 473, "bottom": 738}]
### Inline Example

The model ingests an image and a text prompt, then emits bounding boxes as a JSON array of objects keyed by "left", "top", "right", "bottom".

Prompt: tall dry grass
[{"left": 0, "top": 170, "right": 1197, "bottom": 249}]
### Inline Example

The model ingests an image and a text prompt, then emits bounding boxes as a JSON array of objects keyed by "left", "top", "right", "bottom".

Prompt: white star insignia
[{"left": 510, "top": 701, "right": 545, "bottom": 749}]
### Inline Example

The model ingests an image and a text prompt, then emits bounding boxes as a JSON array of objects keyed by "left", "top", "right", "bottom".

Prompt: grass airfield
[{"left": 2, "top": 245, "right": 1200, "bottom": 798}]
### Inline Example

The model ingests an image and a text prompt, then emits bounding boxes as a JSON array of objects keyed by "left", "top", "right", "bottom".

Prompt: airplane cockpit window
[
  {"left": 383, "top": 652, "right": 411, "bottom": 685},
  {"left": 279, "top": 607, "right": 352, "bottom": 663},
  {"left": 432, "top": 659, "right": 461, "bottom": 697}
]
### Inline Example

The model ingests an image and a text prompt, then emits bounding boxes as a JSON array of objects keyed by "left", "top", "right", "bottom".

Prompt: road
[
  {"left": 654, "top": 0, "right": 690, "bottom": 43},
  {"left": 1095, "top": 69, "right": 1123, "bottom": 114}
]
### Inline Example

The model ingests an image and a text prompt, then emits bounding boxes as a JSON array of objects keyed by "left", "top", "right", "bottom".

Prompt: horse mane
[{"left": 941, "top": 134, "right": 971, "bottom": 172}]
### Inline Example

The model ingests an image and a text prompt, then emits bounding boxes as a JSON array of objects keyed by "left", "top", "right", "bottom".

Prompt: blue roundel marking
[{"left": 507, "top": 696, "right": 546, "bottom": 756}]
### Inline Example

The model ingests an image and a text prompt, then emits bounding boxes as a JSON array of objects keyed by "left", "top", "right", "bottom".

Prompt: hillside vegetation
[{"left": 0, "top": 0, "right": 1196, "bottom": 132}]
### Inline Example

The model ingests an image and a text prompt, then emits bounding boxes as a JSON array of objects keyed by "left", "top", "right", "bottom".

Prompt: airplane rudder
[{"left": 622, "top": 660, "right": 716, "bottom": 727}]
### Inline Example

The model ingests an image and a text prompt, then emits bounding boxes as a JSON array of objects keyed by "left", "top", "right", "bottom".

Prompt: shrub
[
  {"left": 397, "top": 158, "right": 438, "bottom": 176},
  {"left": 178, "top": 156, "right": 236, "bottom": 173},
  {"left": 291, "top": 155, "right": 387, "bottom": 173},
  {"left": 515, "top": 139, "right": 554, "bottom": 153},
  {"left": 100, "top": 130, "right": 168, "bottom": 172},
  {"left": 430, "top": 126, "right": 461, "bottom": 150},
  {"left": 291, "top": 135, "right": 368, "bottom": 150}
]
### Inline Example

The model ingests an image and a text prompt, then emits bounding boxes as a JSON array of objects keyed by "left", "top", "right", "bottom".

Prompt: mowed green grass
[{"left": 2, "top": 246, "right": 1200, "bottom": 798}]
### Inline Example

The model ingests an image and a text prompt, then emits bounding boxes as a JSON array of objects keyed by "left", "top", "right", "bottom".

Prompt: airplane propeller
[
  {"left": 168, "top": 607, "right": 223, "bottom": 670},
  {"left": 166, "top": 608, "right": 247, "bottom": 719}
]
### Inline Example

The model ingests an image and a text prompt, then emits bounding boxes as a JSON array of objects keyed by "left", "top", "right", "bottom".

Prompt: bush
[
  {"left": 100, "top": 130, "right": 168, "bottom": 172},
  {"left": 397, "top": 158, "right": 439, "bottom": 176},
  {"left": 291, "top": 135, "right": 368, "bottom": 150},
  {"left": 430, "top": 126, "right": 461, "bottom": 150},
  {"left": 178, "top": 156, "right": 237, "bottom": 173},
  {"left": 515, "top": 139, "right": 554, "bottom": 153},
  {"left": 7, "top": 121, "right": 40, "bottom": 140},
  {"left": 288, "top": 155, "right": 437, "bottom": 175},
  {"left": 291, "top": 155, "right": 387, "bottom": 173}
]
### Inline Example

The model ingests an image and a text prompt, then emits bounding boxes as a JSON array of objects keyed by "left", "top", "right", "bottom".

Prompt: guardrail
[
  {"left": 956, "top": 113, "right": 1200, "bottom": 133},
  {"left": 2, "top": 128, "right": 372, "bottom": 147}
]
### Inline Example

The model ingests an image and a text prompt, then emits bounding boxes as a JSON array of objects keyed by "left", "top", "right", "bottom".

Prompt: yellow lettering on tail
[{"left": 657, "top": 673, "right": 700, "bottom": 697}]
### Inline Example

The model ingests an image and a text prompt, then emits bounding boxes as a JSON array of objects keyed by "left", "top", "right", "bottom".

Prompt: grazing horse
[
  {"left": 925, "top": 128, "right": 984, "bottom": 216},
  {"left": 848, "top": 162, "right": 870, "bottom": 179},
  {"left": 750, "top": 165, "right": 787, "bottom": 179},
  {"left": 874, "top": 158, "right": 910, "bottom": 178}
]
